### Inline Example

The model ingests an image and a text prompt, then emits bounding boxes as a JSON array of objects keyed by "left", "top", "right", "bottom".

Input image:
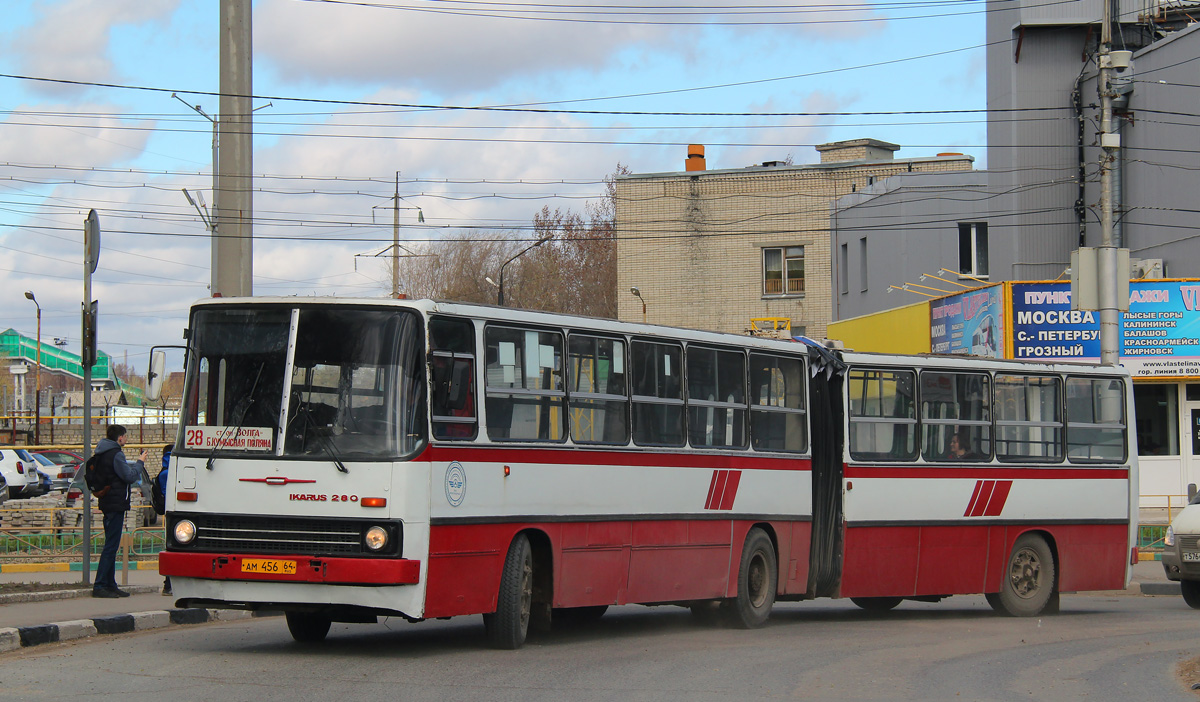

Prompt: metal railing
[
  {"left": 0, "top": 505, "right": 164, "bottom": 561},
  {"left": 1140, "top": 494, "right": 1191, "bottom": 525}
]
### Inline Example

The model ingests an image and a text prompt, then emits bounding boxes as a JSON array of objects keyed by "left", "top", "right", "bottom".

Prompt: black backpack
[{"left": 84, "top": 449, "right": 117, "bottom": 495}]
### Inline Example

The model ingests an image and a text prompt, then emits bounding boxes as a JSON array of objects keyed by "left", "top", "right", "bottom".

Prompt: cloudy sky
[{"left": 0, "top": 0, "right": 985, "bottom": 381}]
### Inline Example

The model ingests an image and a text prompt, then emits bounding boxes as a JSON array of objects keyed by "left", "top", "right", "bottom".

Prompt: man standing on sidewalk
[{"left": 91, "top": 424, "right": 147, "bottom": 598}]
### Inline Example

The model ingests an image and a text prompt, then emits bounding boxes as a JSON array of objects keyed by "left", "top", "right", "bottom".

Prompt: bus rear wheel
[
  {"left": 850, "top": 597, "right": 903, "bottom": 612},
  {"left": 722, "top": 528, "right": 777, "bottom": 629},
  {"left": 988, "top": 533, "right": 1055, "bottom": 617},
  {"left": 484, "top": 533, "right": 533, "bottom": 649},
  {"left": 286, "top": 612, "right": 331, "bottom": 643}
]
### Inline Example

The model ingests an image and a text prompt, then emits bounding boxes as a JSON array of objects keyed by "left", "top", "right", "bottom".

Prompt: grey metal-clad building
[{"left": 834, "top": 0, "right": 1200, "bottom": 321}]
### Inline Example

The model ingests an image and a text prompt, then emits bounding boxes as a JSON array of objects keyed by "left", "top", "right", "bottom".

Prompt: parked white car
[{"left": 0, "top": 448, "right": 39, "bottom": 498}]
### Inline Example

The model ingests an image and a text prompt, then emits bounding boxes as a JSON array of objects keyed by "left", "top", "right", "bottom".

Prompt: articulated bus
[{"left": 155, "top": 298, "right": 1138, "bottom": 648}]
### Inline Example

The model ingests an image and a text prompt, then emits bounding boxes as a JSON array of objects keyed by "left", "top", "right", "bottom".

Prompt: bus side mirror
[{"left": 146, "top": 350, "right": 166, "bottom": 402}]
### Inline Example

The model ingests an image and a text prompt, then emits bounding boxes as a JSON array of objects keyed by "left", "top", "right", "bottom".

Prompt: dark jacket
[{"left": 93, "top": 438, "right": 144, "bottom": 513}]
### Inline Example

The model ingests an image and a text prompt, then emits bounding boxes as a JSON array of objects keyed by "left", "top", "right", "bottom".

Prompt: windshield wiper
[
  {"left": 205, "top": 362, "right": 266, "bottom": 470},
  {"left": 287, "top": 393, "right": 349, "bottom": 474}
]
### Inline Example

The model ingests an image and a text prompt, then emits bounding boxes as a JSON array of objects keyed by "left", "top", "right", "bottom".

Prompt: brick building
[{"left": 614, "top": 139, "right": 974, "bottom": 338}]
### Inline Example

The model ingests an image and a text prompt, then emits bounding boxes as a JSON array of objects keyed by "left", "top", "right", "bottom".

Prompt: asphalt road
[{"left": 1, "top": 593, "right": 1197, "bottom": 702}]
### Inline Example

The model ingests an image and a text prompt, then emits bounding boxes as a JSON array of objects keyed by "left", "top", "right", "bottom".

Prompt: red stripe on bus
[
  {"left": 845, "top": 466, "right": 1126, "bottom": 480},
  {"left": 708, "top": 470, "right": 730, "bottom": 510},
  {"left": 424, "top": 445, "right": 811, "bottom": 471},
  {"left": 704, "top": 470, "right": 721, "bottom": 510},
  {"left": 963, "top": 480, "right": 985, "bottom": 517},
  {"left": 983, "top": 480, "right": 1013, "bottom": 516},
  {"left": 719, "top": 471, "right": 742, "bottom": 510},
  {"left": 969, "top": 481, "right": 996, "bottom": 517}
]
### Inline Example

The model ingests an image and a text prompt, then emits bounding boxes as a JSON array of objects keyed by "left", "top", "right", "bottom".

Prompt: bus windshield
[{"left": 180, "top": 305, "right": 425, "bottom": 460}]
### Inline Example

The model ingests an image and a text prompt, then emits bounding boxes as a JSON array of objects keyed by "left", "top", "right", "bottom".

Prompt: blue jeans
[{"left": 95, "top": 511, "right": 125, "bottom": 591}]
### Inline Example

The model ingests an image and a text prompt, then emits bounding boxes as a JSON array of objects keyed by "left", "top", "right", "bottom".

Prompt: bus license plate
[
  {"left": 241, "top": 558, "right": 297, "bottom": 575},
  {"left": 1183, "top": 552, "right": 1200, "bottom": 562}
]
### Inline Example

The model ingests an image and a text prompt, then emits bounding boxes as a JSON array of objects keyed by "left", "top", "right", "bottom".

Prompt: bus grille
[{"left": 190, "top": 514, "right": 366, "bottom": 556}]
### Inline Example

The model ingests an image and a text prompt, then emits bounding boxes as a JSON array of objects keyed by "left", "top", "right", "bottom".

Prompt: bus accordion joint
[{"left": 361, "top": 497, "right": 387, "bottom": 508}]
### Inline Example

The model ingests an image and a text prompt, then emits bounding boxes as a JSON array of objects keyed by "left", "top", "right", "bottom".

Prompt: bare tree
[{"left": 389, "top": 165, "right": 626, "bottom": 319}]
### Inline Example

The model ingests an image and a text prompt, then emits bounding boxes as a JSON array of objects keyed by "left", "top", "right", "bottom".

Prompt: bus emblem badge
[{"left": 445, "top": 462, "right": 467, "bottom": 507}]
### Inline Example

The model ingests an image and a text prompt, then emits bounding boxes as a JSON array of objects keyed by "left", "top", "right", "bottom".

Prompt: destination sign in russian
[{"left": 184, "top": 426, "right": 274, "bottom": 451}]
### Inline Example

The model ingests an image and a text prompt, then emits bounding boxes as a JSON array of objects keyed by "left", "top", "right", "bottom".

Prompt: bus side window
[
  {"left": 847, "top": 368, "right": 917, "bottom": 462},
  {"left": 484, "top": 325, "right": 566, "bottom": 442},
  {"left": 749, "top": 353, "right": 807, "bottom": 453},
  {"left": 995, "top": 374, "right": 1062, "bottom": 462},
  {"left": 431, "top": 317, "right": 478, "bottom": 441},
  {"left": 631, "top": 340, "right": 685, "bottom": 447},
  {"left": 1065, "top": 376, "right": 1126, "bottom": 462}
]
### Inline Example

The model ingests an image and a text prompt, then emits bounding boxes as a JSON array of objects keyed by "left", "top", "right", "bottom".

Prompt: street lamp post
[
  {"left": 630, "top": 287, "right": 647, "bottom": 323},
  {"left": 497, "top": 236, "right": 551, "bottom": 306},
  {"left": 23, "top": 292, "right": 40, "bottom": 444}
]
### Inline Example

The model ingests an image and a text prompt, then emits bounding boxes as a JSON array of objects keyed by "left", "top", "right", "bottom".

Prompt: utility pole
[
  {"left": 377, "top": 172, "right": 422, "bottom": 298},
  {"left": 216, "top": 0, "right": 253, "bottom": 297},
  {"left": 393, "top": 172, "right": 400, "bottom": 298},
  {"left": 1096, "top": 0, "right": 1119, "bottom": 366}
]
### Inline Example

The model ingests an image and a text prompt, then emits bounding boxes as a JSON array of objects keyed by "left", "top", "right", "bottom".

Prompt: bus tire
[
  {"left": 850, "top": 597, "right": 903, "bottom": 612},
  {"left": 722, "top": 528, "right": 777, "bottom": 629},
  {"left": 1181, "top": 580, "right": 1200, "bottom": 609},
  {"left": 990, "top": 533, "right": 1056, "bottom": 617},
  {"left": 484, "top": 534, "right": 533, "bottom": 649},
  {"left": 286, "top": 612, "right": 331, "bottom": 643}
]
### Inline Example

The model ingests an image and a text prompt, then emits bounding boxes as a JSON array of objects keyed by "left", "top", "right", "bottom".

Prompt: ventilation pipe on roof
[{"left": 686, "top": 144, "right": 706, "bottom": 171}]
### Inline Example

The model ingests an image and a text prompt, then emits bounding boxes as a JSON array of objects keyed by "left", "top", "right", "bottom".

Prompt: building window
[
  {"left": 764, "top": 246, "right": 805, "bottom": 296},
  {"left": 1135, "top": 384, "right": 1178, "bottom": 456},
  {"left": 958, "top": 222, "right": 989, "bottom": 277},
  {"left": 859, "top": 237, "right": 868, "bottom": 292},
  {"left": 839, "top": 243, "right": 848, "bottom": 295}
]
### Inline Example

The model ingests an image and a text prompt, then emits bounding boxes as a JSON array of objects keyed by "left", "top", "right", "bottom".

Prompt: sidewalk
[{"left": 0, "top": 562, "right": 279, "bottom": 651}]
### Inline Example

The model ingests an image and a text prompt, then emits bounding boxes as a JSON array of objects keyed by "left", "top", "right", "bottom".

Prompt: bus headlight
[
  {"left": 1166, "top": 525, "right": 1175, "bottom": 547},
  {"left": 365, "top": 525, "right": 388, "bottom": 551},
  {"left": 174, "top": 519, "right": 197, "bottom": 545}
]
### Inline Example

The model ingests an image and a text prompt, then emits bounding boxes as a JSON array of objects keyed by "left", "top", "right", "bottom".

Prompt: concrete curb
[
  {"left": 0, "top": 608, "right": 281, "bottom": 653},
  {"left": 0, "top": 584, "right": 159, "bottom": 605},
  {"left": 1141, "top": 581, "right": 1183, "bottom": 596}
]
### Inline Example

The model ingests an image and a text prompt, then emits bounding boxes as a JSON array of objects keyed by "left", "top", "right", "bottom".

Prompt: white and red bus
[{"left": 155, "top": 298, "right": 1137, "bottom": 647}]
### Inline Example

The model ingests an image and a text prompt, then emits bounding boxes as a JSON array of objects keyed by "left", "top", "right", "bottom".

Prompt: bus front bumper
[{"left": 160, "top": 551, "right": 421, "bottom": 585}]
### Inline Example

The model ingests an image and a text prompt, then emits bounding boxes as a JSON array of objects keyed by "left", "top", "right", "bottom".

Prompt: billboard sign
[
  {"left": 930, "top": 285, "right": 1004, "bottom": 358},
  {"left": 1009, "top": 281, "right": 1200, "bottom": 377}
]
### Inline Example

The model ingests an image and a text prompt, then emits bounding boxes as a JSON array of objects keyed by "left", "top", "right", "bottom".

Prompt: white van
[{"left": 1162, "top": 493, "right": 1200, "bottom": 607}]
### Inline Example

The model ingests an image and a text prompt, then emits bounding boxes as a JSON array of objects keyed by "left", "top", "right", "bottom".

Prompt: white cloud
[
  {"left": 10, "top": 0, "right": 181, "bottom": 95},
  {"left": 0, "top": 105, "right": 154, "bottom": 165},
  {"left": 254, "top": 0, "right": 882, "bottom": 93}
]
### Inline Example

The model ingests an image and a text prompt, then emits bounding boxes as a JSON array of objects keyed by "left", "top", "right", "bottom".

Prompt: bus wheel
[
  {"left": 484, "top": 534, "right": 533, "bottom": 649},
  {"left": 722, "top": 528, "right": 777, "bottom": 629},
  {"left": 850, "top": 597, "right": 902, "bottom": 612},
  {"left": 990, "top": 533, "right": 1056, "bottom": 617},
  {"left": 1181, "top": 581, "right": 1200, "bottom": 609},
  {"left": 286, "top": 612, "right": 331, "bottom": 643}
]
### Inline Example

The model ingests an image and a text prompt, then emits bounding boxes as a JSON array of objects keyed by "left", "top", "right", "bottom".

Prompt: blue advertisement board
[
  {"left": 930, "top": 285, "right": 1003, "bottom": 358},
  {"left": 1009, "top": 281, "right": 1200, "bottom": 377}
]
